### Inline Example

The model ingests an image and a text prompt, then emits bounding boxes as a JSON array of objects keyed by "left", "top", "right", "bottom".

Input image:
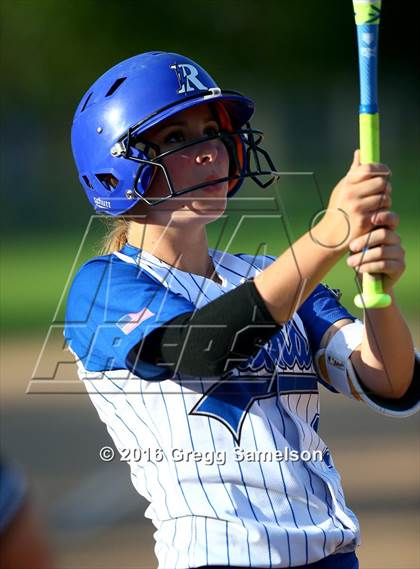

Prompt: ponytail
[{"left": 100, "top": 217, "right": 129, "bottom": 255}]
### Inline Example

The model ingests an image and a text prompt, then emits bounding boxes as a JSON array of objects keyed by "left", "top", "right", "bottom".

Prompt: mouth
[
  {"left": 175, "top": 176, "right": 228, "bottom": 202},
  {"left": 200, "top": 176, "right": 228, "bottom": 191}
]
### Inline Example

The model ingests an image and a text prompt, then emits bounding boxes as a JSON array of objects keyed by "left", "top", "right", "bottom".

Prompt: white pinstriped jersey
[{"left": 64, "top": 243, "right": 413, "bottom": 568}]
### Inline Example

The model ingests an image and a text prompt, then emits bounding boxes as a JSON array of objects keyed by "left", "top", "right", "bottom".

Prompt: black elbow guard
[{"left": 135, "top": 279, "right": 281, "bottom": 377}]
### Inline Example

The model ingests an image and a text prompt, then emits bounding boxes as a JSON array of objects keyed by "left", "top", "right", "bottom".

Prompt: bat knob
[
  {"left": 354, "top": 273, "right": 392, "bottom": 308},
  {"left": 354, "top": 291, "right": 392, "bottom": 309}
]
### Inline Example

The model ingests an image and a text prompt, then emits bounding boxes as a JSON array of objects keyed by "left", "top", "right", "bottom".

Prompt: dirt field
[{"left": 1, "top": 336, "right": 419, "bottom": 569}]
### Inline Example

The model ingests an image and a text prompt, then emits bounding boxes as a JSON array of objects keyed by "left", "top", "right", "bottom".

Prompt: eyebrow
[{"left": 160, "top": 117, "right": 217, "bottom": 130}]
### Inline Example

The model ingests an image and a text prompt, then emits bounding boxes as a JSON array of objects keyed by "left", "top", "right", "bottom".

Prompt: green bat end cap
[
  {"left": 354, "top": 274, "right": 392, "bottom": 309},
  {"left": 354, "top": 292, "right": 392, "bottom": 309}
]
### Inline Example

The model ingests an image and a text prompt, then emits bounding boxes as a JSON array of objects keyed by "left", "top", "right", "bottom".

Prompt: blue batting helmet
[{"left": 71, "top": 51, "right": 277, "bottom": 215}]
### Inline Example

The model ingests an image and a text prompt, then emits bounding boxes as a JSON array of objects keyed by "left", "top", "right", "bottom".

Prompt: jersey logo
[
  {"left": 310, "top": 412, "right": 320, "bottom": 433},
  {"left": 190, "top": 321, "right": 317, "bottom": 443},
  {"left": 116, "top": 307, "right": 155, "bottom": 335},
  {"left": 170, "top": 63, "right": 209, "bottom": 94}
]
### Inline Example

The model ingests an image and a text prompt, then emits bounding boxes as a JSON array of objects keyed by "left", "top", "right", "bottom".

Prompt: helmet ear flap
[
  {"left": 128, "top": 140, "right": 159, "bottom": 198},
  {"left": 213, "top": 102, "right": 245, "bottom": 194},
  {"left": 135, "top": 162, "right": 156, "bottom": 197}
]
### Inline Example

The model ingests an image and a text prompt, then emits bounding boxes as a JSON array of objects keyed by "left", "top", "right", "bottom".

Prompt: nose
[{"left": 195, "top": 141, "right": 218, "bottom": 165}]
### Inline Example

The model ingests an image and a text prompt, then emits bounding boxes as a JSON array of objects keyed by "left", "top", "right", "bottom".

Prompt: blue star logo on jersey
[
  {"left": 170, "top": 63, "right": 210, "bottom": 94},
  {"left": 310, "top": 412, "right": 320, "bottom": 433},
  {"left": 190, "top": 321, "right": 318, "bottom": 443}
]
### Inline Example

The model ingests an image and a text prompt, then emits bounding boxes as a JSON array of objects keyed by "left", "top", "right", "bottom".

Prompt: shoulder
[
  {"left": 70, "top": 251, "right": 143, "bottom": 285},
  {"left": 64, "top": 251, "right": 195, "bottom": 375},
  {"left": 65, "top": 252, "right": 162, "bottom": 321},
  {"left": 69, "top": 251, "right": 161, "bottom": 292},
  {"left": 234, "top": 252, "right": 277, "bottom": 271},
  {"left": 68, "top": 254, "right": 111, "bottom": 294},
  {"left": 297, "top": 282, "right": 356, "bottom": 353},
  {"left": 300, "top": 282, "right": 345, "bottom": 309}
]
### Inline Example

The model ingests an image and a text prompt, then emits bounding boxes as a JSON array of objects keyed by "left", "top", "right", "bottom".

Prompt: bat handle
[{"left": 354, "top": 113, "right": 392, "bottom": 308}]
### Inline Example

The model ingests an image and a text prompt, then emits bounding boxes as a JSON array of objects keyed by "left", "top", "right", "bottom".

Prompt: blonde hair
[{"left": 100, "top": 217, "right": 130, "bottom": 255}]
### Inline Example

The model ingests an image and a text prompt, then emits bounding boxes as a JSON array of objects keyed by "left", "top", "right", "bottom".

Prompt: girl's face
[{"left": 136, "top": 103, "right": 230, "bottom": 222}]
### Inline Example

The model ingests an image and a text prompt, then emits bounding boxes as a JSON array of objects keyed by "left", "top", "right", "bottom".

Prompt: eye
[
  {"left": 164, "top": 129, "right": 185, "bottom": 144},
  {"left": 204, "top": 124, "right": 220, "bottom": 137}
]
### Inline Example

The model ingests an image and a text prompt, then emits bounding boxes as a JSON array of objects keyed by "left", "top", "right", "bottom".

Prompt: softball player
[{"left": 65, "top": 52, "right": 419, "bottom": 568}]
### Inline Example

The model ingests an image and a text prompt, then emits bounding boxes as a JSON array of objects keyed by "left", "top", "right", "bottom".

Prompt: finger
[
  {"left": 348, "top": 176, "right": 390, "bottom": 198},
  {"left": 349, "top": 149, "right": 360, "bottom": 171},
  {"left": 371, "top": 210, "right": 400, "bottom": 229},
  {"left": 355, "top": 192, "right": 392, "bottom": 212},
  {"left": 347, "top": 244, "right": 403, "bottom": 267},
  {"left": 349, "top": 227, "right": 401, "bottom": 252},
  {"left": 350, "top": 259, "right": 404, "bottom": 275},
  {"left": 347, "top": 163, "right": 391, "bottom": 183}
]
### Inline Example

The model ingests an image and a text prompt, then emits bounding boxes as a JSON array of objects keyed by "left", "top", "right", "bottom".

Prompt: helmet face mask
[
  {"left": 71, "top": 52, "right": 279, "bottom": 216},
  {"left": 124, "top": 125, "right": 278, "bottom": 207}
]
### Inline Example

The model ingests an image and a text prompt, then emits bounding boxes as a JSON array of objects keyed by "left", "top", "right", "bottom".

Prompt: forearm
[
  {"left": 254, "top": 154, "right": 399, "bottom": 326},
  {"left": 351, "top": 290, "right": 415, "bottom": 399},
  {"left": 253, "top": 219, "right": 346, "bottom": 324}
]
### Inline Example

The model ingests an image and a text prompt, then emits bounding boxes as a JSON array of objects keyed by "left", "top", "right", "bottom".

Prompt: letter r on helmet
[{"left": 170, "top": 63, "right": 208, "bottom": 94}]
